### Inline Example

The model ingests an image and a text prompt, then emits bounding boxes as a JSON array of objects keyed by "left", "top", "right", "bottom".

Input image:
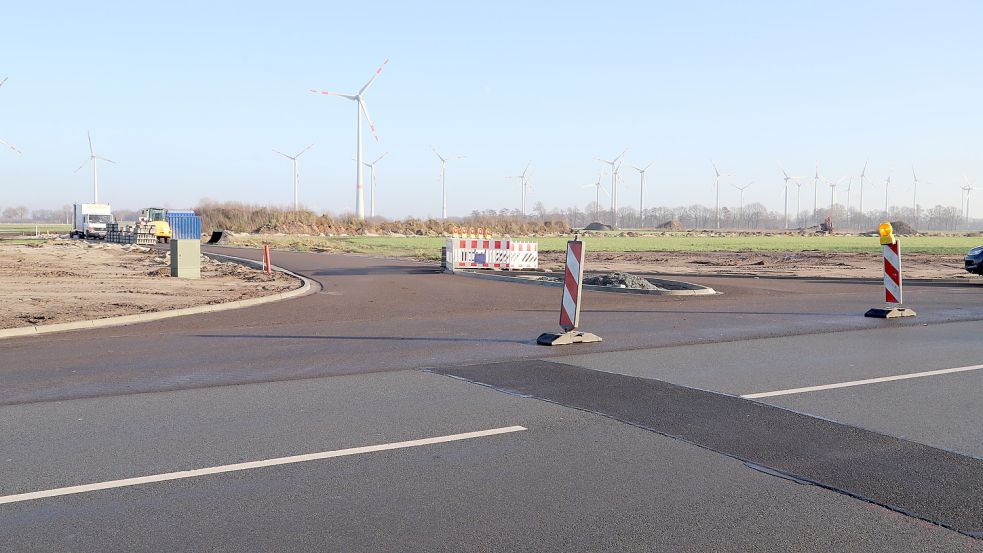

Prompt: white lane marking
[
  {"left": 741, "top": 364, "right": 983, "bottom": 399},
  {"left": 0, "top": 425, "right": 526, "bottom": 505}
]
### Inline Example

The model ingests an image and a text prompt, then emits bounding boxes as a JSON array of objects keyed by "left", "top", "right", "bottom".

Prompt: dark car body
[{"left": 966, "top": 246, "right": 983, "bottom": 274}]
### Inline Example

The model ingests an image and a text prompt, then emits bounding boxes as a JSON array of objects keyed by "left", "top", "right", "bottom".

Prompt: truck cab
[{"left": 72, "top": 203, "right": 115, "bottom": 239}]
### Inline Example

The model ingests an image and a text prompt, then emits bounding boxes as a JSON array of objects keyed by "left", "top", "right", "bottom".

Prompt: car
[{"left": 966, "top": 246, "right": 983, "bottom": 274}]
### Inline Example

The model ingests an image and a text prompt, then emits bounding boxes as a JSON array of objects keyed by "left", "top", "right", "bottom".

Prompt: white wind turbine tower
[
  {"left": 883, "top": 174, "right": 892, "bottom": 215},
  {"left": 845, "top": 176, "right": 854, "bottom": 228},
  {"left": 507, "top": 161, "right": 532, "bottom": 216},
  {"left": 310, "top": 59, "right": 388, "bottom": 220},
  {"left": 911, "top": 166, "right": 920, "bottom": 226},
  {"left": 710, "top": 160, "right": 735, "bottom": 229},
  {"left": 633, "top": 162, "right": 653, "bottom": 225},
  {"left": 74, "top": 132, "right": 115, "bottom": 203},
  {"left": 361, "top": 152, "right": 388, "bottom": 218},
  {"left": 812, "top": 162, "right": 821, "bottom": 225},
  {"left": 595, "top": 148, "right": 628, "bottom": 226},
  {"left": 731, "top": 181, "right": 753, "bottom": 228},
  {"left": 0, "top": 77, "right": 21, "bottom": 155},
  {"left": 825, "top": 175, "right": 848, "bottom": 211},
  {"left": 857, "top": 160, "right": 869, "bottom": 229},
  {"left": 273, "top": 143, "right": 314, "bottom": 211},
  {"left": 962, "top": 176, "right": 975, "bottom": 225},
  {"left": 779, "top": 164, "right": 806, "bottom": 229},
  {"left": 432, "top": 147, "right": 465, "bottom": 220},
  {"left": 583, "top": 171, "right": 608, "bottom": 221},
  {"left": 795, "top": 180, "right": 804, "bottom": 228}
]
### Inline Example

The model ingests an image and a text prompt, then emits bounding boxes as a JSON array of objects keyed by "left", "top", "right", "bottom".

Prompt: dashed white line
[
  {"left": 0, "top": 425, "right": 527, "bottom": 505},
  {"left": 741, "top": 364, "right": 983, "bottom": 399}
]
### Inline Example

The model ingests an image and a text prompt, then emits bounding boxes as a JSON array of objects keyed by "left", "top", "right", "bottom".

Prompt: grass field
[
  {"left": 228, "top": 233, "right": 982, "bottom": 259},
  {"left": 0, "top": 223, "right": 71, "bottom": 235}
]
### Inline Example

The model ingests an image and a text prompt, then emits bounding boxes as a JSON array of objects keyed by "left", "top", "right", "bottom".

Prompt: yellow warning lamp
[{"left": 878, "top": 222, "right": 896, "bottom": 245}]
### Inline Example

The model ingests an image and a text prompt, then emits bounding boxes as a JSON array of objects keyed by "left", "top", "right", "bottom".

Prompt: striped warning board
[
  {"left": 883, "top": 241, "right": 902, "bottom": 304},
  {"left": 560, "top": 239, "right": 584, "bottom": 331},
  {"left": 445, "top": 239, "right": 537, "bottom": 271}
]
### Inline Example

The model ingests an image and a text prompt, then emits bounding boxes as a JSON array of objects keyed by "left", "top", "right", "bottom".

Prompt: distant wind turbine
[
  {"left": 432, "top": 147, "right": 465, "bottom": 220},
  {"left": 632, "top": 162, "right": 653, "bottom": 225},
  {"left": 858, "top": 160, "right": 869, "bottom": 228},
  {"left": 711, "top": 160, "right": 735, "bottom": 229},
  {"left": 595, "top": 149, "right": 628, "bottom": 226},
  {"left": 732, "top": 181, "right": 753, "bottom": 228},
  {"left": 273, "top": 143, "right": 314, "bottom": 211},
  {"left": 962, "top": 176, "right": 975, "bottom": 224},
  {"left": 883, "top": 174, "right": 892, "bottom": 214},
  {"left": 813, "top": 162, "right": 821, "bottom": 225},
  {"left": 361, "top": 152, "right": 388, "bottom": 218},
  {"left": 780, "top": 164, "right": 806, "bottom": 229},
  {"left": 0, "top": 77, "right": 21, "bottom": 155},
  {"left": 74, "top": 132, "right": 115, "bottom": 203},
  {"left": 911, "top": 166, "right": 920, "bottom": 225},
  {"left": 583, "top": 171, "right": 608, "bottom": 221},
  {"left": 507, "top": 162, "right": 533, "bottom": 216},
  {"left": 310, "top": 59, "right": 389, "bottom": 220}
]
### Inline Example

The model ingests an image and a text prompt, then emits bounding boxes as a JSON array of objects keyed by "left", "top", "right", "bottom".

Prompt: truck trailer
[{"left": 71, "top": 203, "right": 114, "bottom": 239}]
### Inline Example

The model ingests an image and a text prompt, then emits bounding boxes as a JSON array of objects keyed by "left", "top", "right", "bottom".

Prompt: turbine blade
[
  {"left": 861, "top": 159, "right": 869, "bottom": 177},
  {"left": 296, "top": 143, "right": 315, "bottom": 157},
  {"left": 88, "top": 131, "right": 94, "bottom": 156},
  {"left": 272, "top": 148, "right": 293, "bottom": 159},
  {"left": 0, "top": 138, "right": 21, "bottom": 154},
  {"left": 614, "top": 148, "right": 628, "bottom": 163},
  {"left": 74, "top": 159, "right": 89, "bottom": 173},
  {"left": 374, "top": 151, "right": 388, "bottom": 164},
  {"left": 431, "top": 147, "right": 446, "bottom": 163},
  {"left": 711, "top": 159, "right": 720, "bottom": 177},
  {"left": 358, "top": 98, "right": 379, "bottom": 142},
  {"left": 97, "top": 156, "right": 117, "bottom": 164},
  {"left": 359, "top": 58, "right": 390, "bottom": 95},
  {"left": 0, "top": 77, "right": 7, "bottom": 88},
  {"left": 310, "top": 89, "right": 357, "bottom": 100}
]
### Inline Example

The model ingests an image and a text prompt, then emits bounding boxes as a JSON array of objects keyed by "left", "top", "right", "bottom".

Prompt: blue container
[{"left": 167, "top": 213, "right": 202, "bottom": 240}]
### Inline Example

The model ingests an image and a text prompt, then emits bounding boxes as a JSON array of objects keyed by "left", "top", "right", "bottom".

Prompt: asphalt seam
[
  {"left": 429, "top": 360, "right": 983, "bottom": 540},
  {"left": 0, "top": 253, "right": 317, "bottom": 340}
]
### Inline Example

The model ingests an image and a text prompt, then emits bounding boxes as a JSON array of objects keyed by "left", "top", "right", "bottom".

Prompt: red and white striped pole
[
  {"left": 538, "top": 236, "right": 603, "bottom": 345},
  {"left": 883, "top": 240, "right": 902, "bottom": 304},
  {"left": 865, "top": 222, "right": 916, "bottom": 318}
]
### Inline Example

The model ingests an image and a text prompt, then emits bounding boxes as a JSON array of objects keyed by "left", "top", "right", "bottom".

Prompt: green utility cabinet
[{"left": 170, "top": 239, "right": 201, "bottom": 279}]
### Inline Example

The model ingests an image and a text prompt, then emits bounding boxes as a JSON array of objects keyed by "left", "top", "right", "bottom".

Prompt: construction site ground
[{"left": 0, "top": 240, "right": 299, "bottom": 329}]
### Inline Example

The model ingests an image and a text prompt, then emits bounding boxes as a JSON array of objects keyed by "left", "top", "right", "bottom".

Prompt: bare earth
[
  {"left": 1, "top": 241, "right": 299, "bottom": 329},
  {"left": 538, "top": 250, "right": 977, "bottom": 280}
]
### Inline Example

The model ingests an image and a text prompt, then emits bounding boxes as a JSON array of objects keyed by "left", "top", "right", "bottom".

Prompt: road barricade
[{"left": 444, "top": 228, "right": 538, "bottom": 272}]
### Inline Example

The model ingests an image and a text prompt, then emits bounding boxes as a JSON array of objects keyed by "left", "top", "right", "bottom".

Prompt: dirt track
[
  {"left": 0, "top": 241, "right": 298, "bottom": 329},
  {"left": 539, "top": 250, "right": 976, "bottom": 280}
]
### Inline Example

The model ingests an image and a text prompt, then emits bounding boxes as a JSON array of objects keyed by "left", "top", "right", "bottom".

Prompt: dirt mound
[
  {"left": 889, "top": 220, "right": 918, "bottom": 235},
  {"left": 584, "top": 222, "right": 614, "bottom": 231},
  {"left": 583, "top": 271, "right": 658, "bottom": 290},
  {"left": 657, "top": 219, "right": 684, "bottom": 230}
]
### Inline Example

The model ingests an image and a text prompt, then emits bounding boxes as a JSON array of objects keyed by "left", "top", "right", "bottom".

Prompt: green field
[
  {"left": 228, "top": 233, "right": 981, "bottom": 259},
  {"left": 0, "top": 223, "right": 71, "bottom": 235}
]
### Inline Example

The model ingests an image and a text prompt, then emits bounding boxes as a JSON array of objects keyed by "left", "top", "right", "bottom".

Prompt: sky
[{"left": 1, "top": 1, "right": 981, "bottom": 219}]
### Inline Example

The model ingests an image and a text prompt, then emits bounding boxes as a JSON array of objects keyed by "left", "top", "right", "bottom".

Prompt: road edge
[{"left": 0, "top": 253, "right": 316, "bottom": 340}]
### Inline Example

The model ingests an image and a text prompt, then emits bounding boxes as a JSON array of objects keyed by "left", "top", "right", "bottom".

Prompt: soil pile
[
  {"left": 583, "top": 271, "right": 659, "bottom": 290},
  {"left": 657, "top": 219, "right": 684, "bottom": 230},
  {"left": 584, "top": 222, "right": 615, "bottom": 231}
]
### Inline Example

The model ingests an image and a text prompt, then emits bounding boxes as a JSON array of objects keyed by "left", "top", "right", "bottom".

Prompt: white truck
[{"left": 71, "top": 203, "right": 114, "bottom": 239}]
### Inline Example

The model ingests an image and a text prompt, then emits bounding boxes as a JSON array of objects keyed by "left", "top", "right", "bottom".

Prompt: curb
[
  {"left": 453, "top": 270, "right": 716, "bottom": 296},
  {"left": 0, "top": 252, "right": 317, "bottom": 340}
]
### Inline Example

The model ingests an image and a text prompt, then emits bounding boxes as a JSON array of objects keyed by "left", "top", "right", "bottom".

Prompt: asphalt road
[{"left": 2, "top": 247, "right": 982, "bottom": 551}]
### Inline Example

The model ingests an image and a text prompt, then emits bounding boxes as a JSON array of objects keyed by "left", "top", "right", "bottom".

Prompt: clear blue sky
[{"left": 1, "top": 1, "right": 980, "bottom": 218}]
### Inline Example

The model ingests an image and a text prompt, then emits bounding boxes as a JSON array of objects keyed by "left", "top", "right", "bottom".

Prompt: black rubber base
[
  {"left": 536, "top": 330, "right": 603, "bottom": 346},
  {"left": 864, "top": 306, "right": 917, "bottom": 318}
]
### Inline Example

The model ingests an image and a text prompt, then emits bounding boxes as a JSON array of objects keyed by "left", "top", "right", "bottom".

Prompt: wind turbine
[
  {"left": 74, "top": 132, "right": 115, "bottom": 203},
  {"left": 780, "top": 164, "right": 806, "bottom": 229},
  {"left": 710, "top": 160, "right": 735, "bottom": 229},
  {"left": 825, "top": 175, "right": 848, "bottom": 211},
  {"left": 731, "top": 181, "right": 753, "bottom": 228},
  {"left": 507, "top": 161, "right": 532, "bottom": 216},
  {"left": 273, "top": 143, "right": 314, "bottom": 211},
  {"left": 812, "top": 162, "right": 821, "bottom": 225},
  {"left": 633, "top": 162, "right": 653, "bottom": 226},
  {"left": 310, "top": 59, "right": 388, "bottom": 220},
  {"left": 911, "top": 166, "right": 920, "bottom": 226},
  {"left": 582, "top": 171, "right": 608, "bottom": 221},
  {"left": 963, "top": 176, "right": 975, "bottom": 224},
  {"left": 432, "top": 147, "right": 464, "bottom": 220},
  {"left": 362, "top": 152, "right": 388, "bottom": 218},
  {"left": 795, "top": 181, "right": 804, "bottom": 228},
  {"left": 845, "top": 176, "right": 854, "bottom": 228},
  {"left": 0, "top": 77, "right": 21, "bottom": 155},
  {"left": 595, "top": 149, "right": 628, "bottom": 226},
  {"left": 858, "top": 160, "right": 869, "bottom": 229},
  {"left": 883, "top": 174, "right": 892, "bottom": 215}
]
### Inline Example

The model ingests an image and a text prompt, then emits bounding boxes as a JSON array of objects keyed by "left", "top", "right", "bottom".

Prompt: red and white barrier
[
  {"left": 883, "top": 241, "right": 902, "bottom": 304},
  {"left": 537, "top": 237, "right": 602, "bottom": 346},
  {"left": 559, "top": 240, "right": 584, "bottom": 331},
  {"left": 445, "top": 238, "right": 538, "bottom": 271}
]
